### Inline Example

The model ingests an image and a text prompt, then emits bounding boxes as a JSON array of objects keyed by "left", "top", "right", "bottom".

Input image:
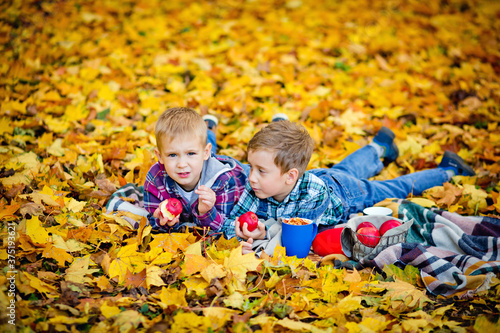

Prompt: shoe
[
  {"left": 372, "top": 126, "right": 399, "bottom": 163},
  {"left": 271, "top": 113, "right": 289, "bottom": 122},
  {"left": 439, "top": 151, "right": 475, "bottom": 176},
  {"left": 202, "top": 114, "right": 218, "bottom": 130}
]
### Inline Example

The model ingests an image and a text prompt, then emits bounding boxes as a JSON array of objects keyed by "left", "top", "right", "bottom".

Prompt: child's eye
[
  {"left": 168, "top": 153, "right": 177, "bottom": 158},
  {"left": 187, "top": 152, "right": 197, "bottom": 156}
]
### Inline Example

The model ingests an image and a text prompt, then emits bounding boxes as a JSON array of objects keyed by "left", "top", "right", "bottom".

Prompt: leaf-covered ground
[{"left": 1, "top": 0, "right": 500, "bottom": 332}]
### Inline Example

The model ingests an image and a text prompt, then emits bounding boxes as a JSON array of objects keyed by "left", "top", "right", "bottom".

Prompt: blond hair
[
  {"left": 248, "top": 121, "right": 314, "bottom": 176},
  {"left": 155, "top": 107, "right": 207, "bottom": 151}
]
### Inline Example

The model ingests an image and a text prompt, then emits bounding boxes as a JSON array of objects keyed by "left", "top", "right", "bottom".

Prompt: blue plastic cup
[{"left": 281, "top": 218, "right": 318, "bottom": 258}]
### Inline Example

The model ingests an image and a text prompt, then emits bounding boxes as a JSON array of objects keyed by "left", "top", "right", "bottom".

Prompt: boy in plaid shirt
[
  {"left": 143, "top": 107, "right": 247, "bottom": 232},
  {"left": 221, "top": 121, "right": 475, "bottom": 254}
]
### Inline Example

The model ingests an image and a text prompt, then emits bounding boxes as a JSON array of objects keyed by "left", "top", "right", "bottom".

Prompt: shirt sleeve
[
  {"left": 143, "top": 164, "right": 179, "bottom": 232},
  {"left": 220, "top": 183, "right": 259, "bottom": 240}
]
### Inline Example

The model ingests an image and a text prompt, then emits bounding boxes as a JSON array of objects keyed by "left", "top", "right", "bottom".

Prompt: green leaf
[{"left": 382, "top": 264, "right": 421, "bottom": 285}]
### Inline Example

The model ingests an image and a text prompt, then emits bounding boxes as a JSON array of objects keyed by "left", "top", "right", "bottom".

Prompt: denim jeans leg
[
  {"left": 330, "top": 167, "right": 449, "bottom": 216},
  {"left": 207, "top": 129, "right": 217, "bottom": 155},
  {"left": 330, "top": 145, "right": 384, "bottom": 179}
]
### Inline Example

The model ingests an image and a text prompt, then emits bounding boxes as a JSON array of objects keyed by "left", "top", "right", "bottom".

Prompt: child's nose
[
  {"left": 177, "top": 156, "right": 188, "bottom": 167},
  {"left": 248, "top": 170, "right": 257, "bottom": 183}
]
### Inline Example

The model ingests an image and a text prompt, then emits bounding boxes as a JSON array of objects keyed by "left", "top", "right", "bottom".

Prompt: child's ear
[
  {"left": 154, "top": 148, "right": 164, "bottom": 165},
  {"left": 285, "top": 168, "right": 299, "bottom": 185},
  {"left": 203, "top": 143, "right": 212, "bottom": 160}
]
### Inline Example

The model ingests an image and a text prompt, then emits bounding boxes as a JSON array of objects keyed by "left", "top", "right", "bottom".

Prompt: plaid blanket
[{"left": 368, "top": 199, "right": 500, "bottom": 298}]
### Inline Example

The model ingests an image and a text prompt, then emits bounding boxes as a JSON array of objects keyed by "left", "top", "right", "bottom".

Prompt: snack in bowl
[{"left": 283, "top": 217, "right": 311, "bottom": 226}]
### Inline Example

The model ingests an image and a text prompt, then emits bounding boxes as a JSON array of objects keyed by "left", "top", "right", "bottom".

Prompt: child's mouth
[{"left": 178, "top": 172, "right": 190, "bottom": 178}]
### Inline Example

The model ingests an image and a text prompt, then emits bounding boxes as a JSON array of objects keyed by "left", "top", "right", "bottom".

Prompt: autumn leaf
[
  {"left": 42, "top": 244, "right": 74, "bottom": 267},
  {"left": 425, "top": 183, "right": 463, "bottom": 207},
  {"left": 224, "top": 245, "right": 263, "bottom": 291},
  {"left": 108, "top": 243, "right": 146, "bottom": 284},
  {"left": 26, "top": 216, "right": 51, "bottom": 245},
  {"left": 23, "top": 272, "right": 58, "bottom": 297},
  {"left": 380, "top": 280, "right": 432, "bottom": 312}
]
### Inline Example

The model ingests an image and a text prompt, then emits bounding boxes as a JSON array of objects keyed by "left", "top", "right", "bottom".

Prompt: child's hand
[
  {"left": 241, "top": 238, "right": 254, "bottom": 255},
  {"left": 153, "top": 207, "right": 180, "bottom": 227},
  {"left": 195, "top": 185, "right": 216, "bottom": 215},
  {"left": 235, "top": 219, "right": 266, "bottom": 240}
]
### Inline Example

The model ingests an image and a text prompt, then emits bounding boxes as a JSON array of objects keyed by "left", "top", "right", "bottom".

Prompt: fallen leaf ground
[{"left": 1, "top": 0, "right": 500, "bottom": 332}]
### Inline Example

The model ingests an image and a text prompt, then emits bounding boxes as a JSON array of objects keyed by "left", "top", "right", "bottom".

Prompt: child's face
[
  {"left": 155, "top": 134, "right": 211, "bottom": 191},
  {"left": 247, "top": 149, "right": 296, "bottom": 202}
]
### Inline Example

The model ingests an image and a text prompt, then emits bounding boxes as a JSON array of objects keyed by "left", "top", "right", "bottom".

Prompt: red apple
[
  {"left": 239, "top": 211, "right": 259, "bottom": 232},
  {"left": 160, "top": 198, "right": 183, "bottom": 220},
  {"left": 356, "top": 227, "right": 380, "bottom": 247},
  {"left": 356, "top": 221, "right": 377, "bottom": 231},
  {"left": 379, "top": 219, "right": 402, "bottom": 236}
]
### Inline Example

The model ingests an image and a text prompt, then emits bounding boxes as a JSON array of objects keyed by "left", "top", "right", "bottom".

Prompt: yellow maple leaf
[
  {"left": 408, "top": 197, "right": 437, "bottom": 208},
  {"left": 171, "top": 312, "right": 212, "bottom": 332},
  {"left": 148, "top": 251, "right": 174, "bottom": 266},
  {"left": 26, "top": 216, "right": 50, "bottom": 244},
  {"left": 42, "top": 244, "right": 74, "bottom": 266},
  {"left": 23, "top": 272, "right": 58, "bottom": 297},
  {"left": 93, "top": 275, "right": 113, "bottom": 292},
  {"left": 146, "top": 265, "right": 165, "bottom": 288},
  {"left": 462, "top": 184, "right": 488, "bottom": 213},
  {"left": 47, "top": 316, "right": 89, "bottom": 325},
  {"left": 100, "top": 301, "right": 122, "bottom": 319},
  {"left": 64, "top": 197, "right": 86, "bottom": 213},
  {"left": 47, "top": 138, "right": 66, "bottom": 157},
  {"left": 51, "top": 234, "right": 89, "bottom": 252},
  {"left": 224, "top": 245, "right": 263, "bottom": 290},
  {"left": 108, "top": 243, "right": 146, "bottom": 284},
  {"left": 1, "top": 151, "right": 40, "bottom": 186},
  {"left": 65, "top": 255, "right": 99, "bottom": 284},
  {"left": 0, "top": 202, "right": 20, "bottom": 221},
  {"left": 336, "top": 294, "right": 363, "bottom": 314},
  {"left": 149, "top": 233, "right": 191, "bottom": 253},
  {"left": 201, "top": 263, "right": 227, "bottom": 282},
  {"left": 223, "top": 291, "right": 245, "bottom": 309},
  {"left": 183, "top": 276, "right": 210, "bottom": 296},
  {"left": 380, "top": 280, "right": 432, "bottom": 310},
  {"left": 158, "top": 286, "right": 188, "bottom": 307},
  {"left": 20, "top": 185, "right": 63, "bottom": 207},
  {"left": 264, "top": 271, "right": 282, "bottom": 289},
  {"left": 182, "top": 254, "right": 211, "bottom": 277},
  {"left": 0, "top": 117, "right": 13, "bottom": 135},
  {"left": 202, "top": 307, "right": 238, "bottom": 331},
  {"left": 112, "top": 310, "right": 146, "bottom": 333}
]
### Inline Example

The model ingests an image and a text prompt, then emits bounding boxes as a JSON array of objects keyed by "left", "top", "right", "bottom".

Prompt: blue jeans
[
  {"left": 310, "top": 145, "right": 448, "bottom": 220},
  {"left": 207, "top": 130, "right": 217, "bottom": 156}
]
